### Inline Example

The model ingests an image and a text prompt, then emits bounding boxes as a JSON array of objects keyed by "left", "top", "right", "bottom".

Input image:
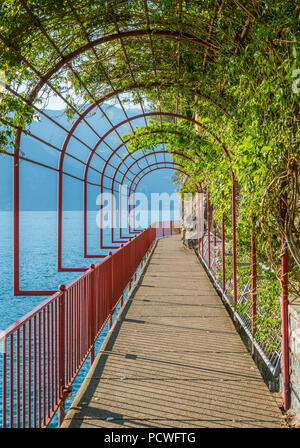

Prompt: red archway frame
[
  {"left": 58, "top": 92, "right": 231, "bottom": 271},
  {"left": 29, "top": 29, "right": 218, "bottom": 100},
  {"left": 128, "top": 164, "right": 201, "bottom": 234},
  {"left": 61, "top": 110, "right": 234, "bottom": 264},
  {"left": 62, "top": 160, "right": 191, "bottom": 270},
  {"left": 55, "top": 108, "right": 233, "bottom": 269},
  {"left": 98, "top": 148, "right": 195, "bottom": 250},
  {"left": 80, "top": 110, "right": 233, "bottom": 252},
  {"left": 11, "top": 20, "right": 230, "bottom": 294},
  {"left": 123, "top": 163, "right": 201, "bottom": 234},
  {"left": 86, "top": 151, "right": 192, "bottom": 258},
  {"left": 117, "top": 157, "right": 187, "bottom": 241},
  {"left": 7, "top": 16, "right": 289, "bottom": 412},
  {"left": 14, "top": 109, "right": 236, "bottom": 296},
  {"left": 132, "top": 175, "right": 204, "bottom": 232},
  {"left": 14, "top": 110, "right": 237, "bottom": 326},
  {"left": 117, "top": 147, "right": 191, "bottom": 241},
  {"left": 96, "top": 129, "right": 206, "bottom": 244},
  {"left": 80, "top": 112, "right": 237, "bottom": 303},
  {"left": 127, "top": 162, "right": 188, "bottom": 233}
]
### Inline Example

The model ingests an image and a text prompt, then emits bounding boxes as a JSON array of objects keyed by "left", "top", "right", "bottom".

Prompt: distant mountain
[{"left": 0, "top": 104, "right": 177, "bottom": 210}]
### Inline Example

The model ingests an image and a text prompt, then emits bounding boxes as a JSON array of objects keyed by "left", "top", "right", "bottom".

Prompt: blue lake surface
[{"left": 0, "top": 210, "right": 119, "bottom": 329}]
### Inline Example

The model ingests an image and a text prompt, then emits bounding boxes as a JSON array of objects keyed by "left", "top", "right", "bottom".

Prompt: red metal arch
[
  {"left": 14, "top": 82, "right": 232, "bottom": 295},
  {"left": 29, "top": 29, "right": 218, "bottom": 100},
  {"left": 107, "top": 149, "right": 194, "bottom": 246},
  {"left": 58, "top": 86, "right": 230, "bottom": 181},
  {"left": 90, "top": 151, "right": 192, "bottom": 255},
  {"left": 5, "top": 11, "right": 290, "bottom": 412},
  {"left": 83, "top": 112, "right": 231, "bottom": 178},
  {"left": 94, "top": 129, "right": 208, "bottom": 245},
  {"left": 127, "top": 163, "right": 189, "bottom": 234},
  {"left": 73, "top": 160, "right": 191, "bottom": 269},
  {"left": 63, "top": 111, "right": 233, "bottom": 269},
  {"left": 98, "top": 128, "right": 205, "bottom": 190},
  {"left": 82, "top": 148, "right": 191, "bottom": 259},
  {"left": 81, "top": 111, "right": 233, "bottom": 253},
  {"left": 12, "top": 23, "right": 231, "bottom": 294}
]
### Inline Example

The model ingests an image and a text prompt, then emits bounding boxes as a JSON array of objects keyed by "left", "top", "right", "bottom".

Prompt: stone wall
[
  {"left": 287, "top": 304, "right": 300, "bottom": 417},
  {"left": 180, "top": 191, "right": 206, "bottom": 250}
]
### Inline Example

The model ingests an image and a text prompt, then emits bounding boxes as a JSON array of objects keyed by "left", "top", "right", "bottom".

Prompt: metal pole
[
  {"left": 109, "top": 252, "right": 113, "bottom": 330},
  {"left": 197, "top": 191, "right": 200, "bottom": 254},
  {"left": 58, "top": 284, "right": 66, "bottom": 426},
  {"left": 83, "top": 180, "right": 87, "bottom": 257},
  {"left": 90, "top": 264, "right": 95, "bottom": 366},
  {"left": 201, "top": 192, "right": 204, "bottom": 257},
  {"left": 111, "top": 191, "right": 115, "bottom": 244},
  {"left": 100, "top": 181, "right": 104, "bottom": 249},
  {"left": 280, "top": 189, "right": 290, "bottom": 410},
  {"left": 213, "top": 220, "right": 217, "bottom": 276},
  {"left": 231, "top": 173, "right": 237, "bottom": 308},
  {"left": 207, "top": 192, "right": 211, "bottom": 269},
  {"left": 251, "top": 217, "right": 257, "bottom": 340},
  {"left": 222, "top": 193, "right": 226, "bottom": 292},
  {"left": 13, "top": 127, "right": 22, "bottom": 294}
]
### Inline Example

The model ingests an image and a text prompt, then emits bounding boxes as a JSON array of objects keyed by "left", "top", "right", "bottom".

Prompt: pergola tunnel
[{"left": 0, "top": 0, "right": 298, "bottom": 429}]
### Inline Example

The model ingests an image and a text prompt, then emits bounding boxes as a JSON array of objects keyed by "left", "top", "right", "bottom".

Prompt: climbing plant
[{"left": 0, "top": 1, "right": 299, "bottom": 332}]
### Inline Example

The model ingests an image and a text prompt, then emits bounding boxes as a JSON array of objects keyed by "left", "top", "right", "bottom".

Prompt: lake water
[{"left": 0, "top": 210, "right": 121, "bottom": 329}]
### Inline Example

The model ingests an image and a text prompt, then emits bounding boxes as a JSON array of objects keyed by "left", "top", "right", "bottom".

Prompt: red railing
[
  {"left": 1, "top": 225, "right": 159, "bottom": 428},
  {"left": 197, "top": 194, "right": 282, "bottom": 378},
  {"left": 152, "top": 220, "right": 178, "bottom": 238}
]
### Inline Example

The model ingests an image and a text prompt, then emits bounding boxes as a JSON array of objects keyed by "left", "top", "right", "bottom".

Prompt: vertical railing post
[
  {"left": 90, "top": 264, "right": 95, "bottom": 366},
  {"left": 197, "top": 192, "right": 200, "bottom": 254},
  {"left": 231, "top": 173, "right": 237, "bottom": 308},
  {"left": 99, "top": 183, "right": 104, "bottom": 249},
  {"left": 280, "top": 188, "right": 290, "bottom": 410},
  {"left": 134, "top": 235, "right": 137, "bottom": 282},
  {"left": 251, "top": 217, "right": 257, "bottom": 343},
  {"left": 207, "top": 192, "right": 211, "bottom": 268},
  {"left": 120, "top": 244, "right": 124, "bottom": 306},
  {"left": 13, "top": 127, "right": 21, "bottom": 294},
  {"left": 58, "top": 284, "right": 66, "bottom": 427},
  {"left": 109, "top": 252, "right": 113, "bottom": 330},
  {"left": 213, "top": 220, "right": 217, "bottom": 276},
  {"left": 221, "top": 192, "right": 226, "bottom": 292},
  {"left": 2, "top": 337, "right": 7, "bottom": 428},
  {"left": 128, "top": 238, "right": 133, "bottom": 290},
  {"left": 201, "top": 192, "right": 204, "bottom": 257}
]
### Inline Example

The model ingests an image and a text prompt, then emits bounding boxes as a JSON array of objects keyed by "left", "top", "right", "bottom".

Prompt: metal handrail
[{"left": 1, "top": 223, "right": 173, "bottom": 428}]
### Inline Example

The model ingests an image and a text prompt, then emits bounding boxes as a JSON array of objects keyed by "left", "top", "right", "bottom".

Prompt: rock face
[
  {"left": 282, "top": 304, "right": 300, "bottom": 420},
  {"left": 179, "top": 189, "right": 208, "bottom": 250}
]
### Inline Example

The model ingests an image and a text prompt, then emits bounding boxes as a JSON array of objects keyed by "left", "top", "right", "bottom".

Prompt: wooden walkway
[{"left": 62, "top": 235, "right": 283, "bottom": 428}]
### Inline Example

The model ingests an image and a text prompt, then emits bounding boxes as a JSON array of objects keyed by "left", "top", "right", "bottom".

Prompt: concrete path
[{"left": 62, "top": 235, "right": 283, "bottom": 428}]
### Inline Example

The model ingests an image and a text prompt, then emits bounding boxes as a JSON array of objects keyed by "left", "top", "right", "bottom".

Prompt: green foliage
[{"left": 0, "top": 0, "right": 298, "bottom": 351}]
